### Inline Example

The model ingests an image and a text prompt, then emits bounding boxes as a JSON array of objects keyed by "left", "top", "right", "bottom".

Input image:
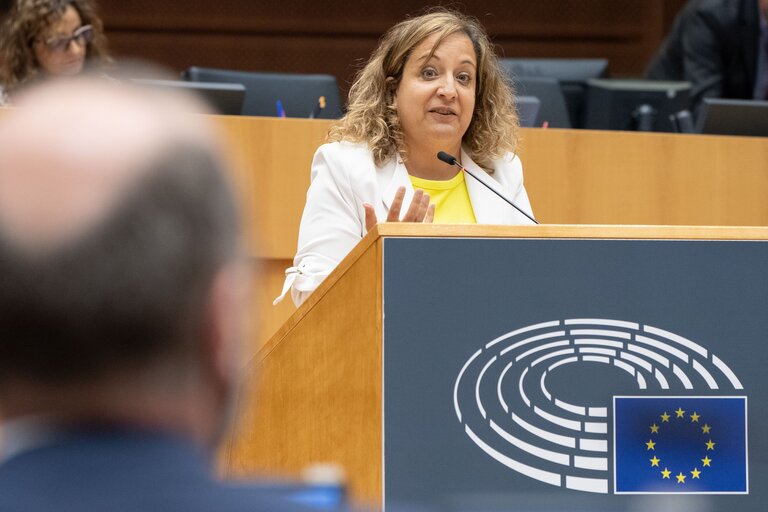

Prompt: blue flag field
[{"left": 614, "top": 396, "right": 748, "bottom": 494}]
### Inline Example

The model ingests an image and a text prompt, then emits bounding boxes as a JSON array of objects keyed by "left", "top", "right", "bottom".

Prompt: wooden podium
[{"left": 225, "top": 224, "right": 768, "bottom": 510}]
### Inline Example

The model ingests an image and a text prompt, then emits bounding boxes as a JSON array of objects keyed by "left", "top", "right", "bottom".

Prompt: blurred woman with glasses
[{"left": 0, "top": 0, "right": 110, "bottom": 104}]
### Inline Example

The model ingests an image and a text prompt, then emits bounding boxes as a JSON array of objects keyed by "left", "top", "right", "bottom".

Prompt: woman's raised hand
[{"left": 363, "top": 186, "right": 435, "bottom": 232}]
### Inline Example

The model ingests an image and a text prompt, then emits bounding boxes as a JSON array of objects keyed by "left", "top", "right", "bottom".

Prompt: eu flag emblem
[{"left": 614, "top": 396, "right": 748, "bottom": 494}]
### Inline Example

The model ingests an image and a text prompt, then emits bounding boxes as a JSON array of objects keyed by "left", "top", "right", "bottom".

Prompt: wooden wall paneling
[
  {"left": 2, "top": 1, "right": 693, "bottom": 83},
  {"left": 105, "top": 32, "right": 377, "bottom": 96},
  {"left": 99, "top": 0, "right": 668, "bottom": 35},
  {"left": 663, "top": 0, "right": 691, "bottom": 32},
  {"left": 96, "top": 0, "right": 689, "bottom": 97}
]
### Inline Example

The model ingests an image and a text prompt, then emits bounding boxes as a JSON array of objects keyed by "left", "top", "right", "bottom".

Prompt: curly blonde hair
[
  {"left": 0, "top": 0, "right": 110, "bottom": 97},
  {"left": 328, "top": 9, "right": 519, "bottom": 172}
]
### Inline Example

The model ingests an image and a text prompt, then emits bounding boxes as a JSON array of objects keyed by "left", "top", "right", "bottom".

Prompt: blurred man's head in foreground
[{"left": 0, "top": 74, "right": 247, "bottom": 449}]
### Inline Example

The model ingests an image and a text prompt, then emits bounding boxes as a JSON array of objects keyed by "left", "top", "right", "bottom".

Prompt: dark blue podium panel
[{"left": 382, "top": 238, "right": 768, "bottom": 511}]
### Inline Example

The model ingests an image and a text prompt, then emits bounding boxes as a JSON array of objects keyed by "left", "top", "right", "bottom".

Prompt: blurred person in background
[
  {"left": 0, "top": 0, "right": 110, "bottom": 104},
  {"left": 645, "top": 0, "right": 768, "bottom": 118}
]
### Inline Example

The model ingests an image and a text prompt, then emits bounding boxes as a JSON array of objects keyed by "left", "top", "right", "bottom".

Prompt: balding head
[
  {"left": 0, "top": 77, "right": 218, "bottom": 250},
  {"left": 0, "top": 76, "right": 244, "bottom": 422}
]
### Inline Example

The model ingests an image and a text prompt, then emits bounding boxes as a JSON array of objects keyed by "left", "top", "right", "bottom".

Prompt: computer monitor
[
  {"left": 500, "top": 58, "right": 609, "bottom": 128},
  {"left": 131, "top": 78, "right": 246, "bottom": 115},
  {"left": 696, "top": 98, "right": 768, "bottom": 137},
  {"left": 583, "top": 79, "right": 691, "bottom": 132}
]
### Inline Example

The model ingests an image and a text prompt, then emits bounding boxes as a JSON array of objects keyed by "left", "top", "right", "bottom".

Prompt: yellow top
[{"left": 409, "top": 171, "right": 476, "bottom": 224}]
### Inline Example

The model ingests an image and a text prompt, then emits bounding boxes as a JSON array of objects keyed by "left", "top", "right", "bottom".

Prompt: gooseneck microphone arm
[{"left": 436, "top": 151, "right": 538, "bottom": 225}]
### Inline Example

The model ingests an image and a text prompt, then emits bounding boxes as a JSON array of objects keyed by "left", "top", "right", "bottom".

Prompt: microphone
[{"left": 437, "top": 151, "right": 538, "bottom": 224}]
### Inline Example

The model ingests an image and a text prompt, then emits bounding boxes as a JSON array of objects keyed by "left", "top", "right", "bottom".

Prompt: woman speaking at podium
[{"left": 279, "top": 8, "right": 535, "bottom": 307}]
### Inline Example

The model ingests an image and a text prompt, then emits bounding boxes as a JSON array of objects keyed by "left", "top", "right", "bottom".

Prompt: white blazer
[{"left": 277, "top": 141, "right": 534, "bottom": 306}]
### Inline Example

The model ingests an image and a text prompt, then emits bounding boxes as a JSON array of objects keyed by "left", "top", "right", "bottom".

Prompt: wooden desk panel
[
  {"left": 213, "top": 115, "right": 329, "bottom": 258},
  {"left": 215, "top": 117, "right": 768, "bottom": 258},
  {"left": 518, "top": 128, "right": 768, "bottom": 226}
]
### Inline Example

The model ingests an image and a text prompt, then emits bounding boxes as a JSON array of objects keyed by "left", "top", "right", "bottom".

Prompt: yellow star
[
  {"left": 661, "top": 468, "right": 671, "bottom": 479},
  {"left": 702, "top": 424, "right": 711, "bottom": 434},
  {"left": 649, "top": 423, "right": 660, "bottom": 434},
  {"left": 706, "top": 439, "right": 716, "bottom": 450},
  {"left": 702, "top": 456, "right": 712, "bottom": 467},
  {"left": 676, "top": 472, "right": 686, "bottom": 484},
  {"left": 660, "top": 411, "right": 670, "bottom": 422},
  {"left": 650, "top": 456, "right": 660, "bottom": 467},
  {"left": 690, "top": 411, "right": 700, "bottom": 422},
  {"left": 646, "top": 439, "right": 656, "bottom": 450},
  {"left": 675, "top": 407, "right": 685, "bottom": 418},
  {"left": 691, "top": 468, "right": 701, "bottom": 479}
]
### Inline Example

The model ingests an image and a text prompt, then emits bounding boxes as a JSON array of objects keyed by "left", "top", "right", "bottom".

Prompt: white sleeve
[{"left": 275, "top": 143, "right": 367, "bottom": 307}]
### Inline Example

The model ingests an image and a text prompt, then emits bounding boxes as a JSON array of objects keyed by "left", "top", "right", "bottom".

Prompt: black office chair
[
  {"left": 182, "top": 66, "right": 344, "bottom": 119},
  {"left": 500, "top": 58, "right": 608, "bottom": 127},
  {"left": 516, "top": 95, "right": 541, "bottom": 128},
  {"left": 512, "top": 77, "right": 572, "bottom": 128}
]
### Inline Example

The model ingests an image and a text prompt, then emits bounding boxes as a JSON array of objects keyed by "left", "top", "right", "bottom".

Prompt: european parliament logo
[
  {"left": 614, "top": 396, "right": 748, "bottom": 494},
  {"left": 453, "top": 319, "right": 749, "bottom": 495}
]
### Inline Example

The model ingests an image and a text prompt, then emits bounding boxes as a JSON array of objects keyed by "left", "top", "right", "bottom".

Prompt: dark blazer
[
  {"left": 0, "top": 428, "right": 323, "bottom": 512},
  {"left": 645, "top": 0, "right": 761, "bottom": 116}
]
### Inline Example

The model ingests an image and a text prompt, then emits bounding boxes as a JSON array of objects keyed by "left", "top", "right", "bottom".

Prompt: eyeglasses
[{"left": 39, "top": 25, "right": 93, "bottom": 53}]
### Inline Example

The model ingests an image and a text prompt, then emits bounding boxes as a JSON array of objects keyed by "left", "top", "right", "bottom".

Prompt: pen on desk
[
  {"left": 276, "top": 100, "right": 286, "bottom": 118},
  {"left": 309, "top": 96, "right": 326, "bottom": 119}
]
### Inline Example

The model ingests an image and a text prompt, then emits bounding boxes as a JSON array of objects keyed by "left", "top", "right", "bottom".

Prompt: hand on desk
[{"left": 364, "top": 186, "right": 435, "bottom": 232}]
